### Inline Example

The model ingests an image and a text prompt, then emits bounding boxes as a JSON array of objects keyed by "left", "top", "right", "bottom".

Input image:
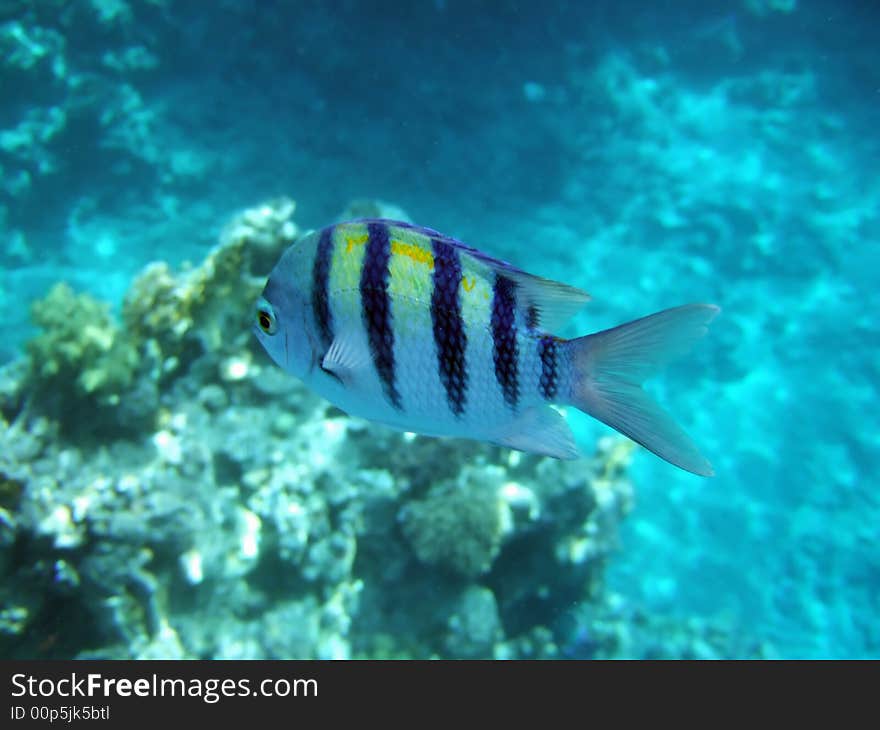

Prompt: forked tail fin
[{"left": 565, "top": 303, "right": 720, "bottom": 476}]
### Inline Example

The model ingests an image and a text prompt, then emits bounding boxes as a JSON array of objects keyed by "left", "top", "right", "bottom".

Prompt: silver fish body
[{"left": 253, "top": 219, "right": 719, "bottom": 475}]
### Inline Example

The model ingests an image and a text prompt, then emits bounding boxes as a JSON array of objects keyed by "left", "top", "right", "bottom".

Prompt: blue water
[{"left": 2, "top": 1, "right": 877, "bottom": 658}]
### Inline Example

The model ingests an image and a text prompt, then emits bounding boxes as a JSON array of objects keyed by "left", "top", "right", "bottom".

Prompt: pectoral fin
[{"left": 321, "top": 328, "right": 372, "bottom": 386}]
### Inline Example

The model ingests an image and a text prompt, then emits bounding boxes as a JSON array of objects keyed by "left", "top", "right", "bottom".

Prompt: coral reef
[{"left": 0, "top": 364, "right": 639, "bottom": 659}]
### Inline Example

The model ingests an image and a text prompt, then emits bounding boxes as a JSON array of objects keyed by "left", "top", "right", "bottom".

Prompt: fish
[{"left": 253, "top": 219, "right": 720, "bottom": 476}]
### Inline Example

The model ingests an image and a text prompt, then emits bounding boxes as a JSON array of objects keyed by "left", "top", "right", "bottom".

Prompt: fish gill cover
[{"left": 0, "top": 0, "right": 876, "bottom": 658}]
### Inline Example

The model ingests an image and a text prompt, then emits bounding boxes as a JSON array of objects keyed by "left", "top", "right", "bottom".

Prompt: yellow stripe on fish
[
  {"left": 388, "top": 229, "right": 435, "bottom": 332},
  {"left": 329, "top": 222, "right": 368, "bottom": 320},
  {"left": 386, "top": 225, "right": 436, "bottom": 304}
]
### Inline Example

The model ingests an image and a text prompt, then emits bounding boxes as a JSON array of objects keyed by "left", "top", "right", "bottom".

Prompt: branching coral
[{"left": 27, "top": 283, "right": 138, "bottom": 428}]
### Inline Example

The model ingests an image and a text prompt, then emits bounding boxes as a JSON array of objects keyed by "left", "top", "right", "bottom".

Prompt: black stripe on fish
[
  {"left": 491, "top": 274, "right": 519, "bottom": 409},
  {"left": 526, "top": 305, "right": 540, "bottom": 330},
  {"left": 311, "top": 225, "right": 335, "bottom": 351},
  {"left": 430, "top": 237, "right": 468, "bottom": 416},
  {"left": 538, "top": 335, "right": 560, "bottom": 401},
  {"left": 361, "top": 221, "right": 402, "bottom": 409}
]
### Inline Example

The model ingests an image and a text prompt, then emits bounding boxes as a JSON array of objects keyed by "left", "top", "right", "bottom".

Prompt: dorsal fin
[
  {"left": 503, "top": 270, "right": 591, "bottom": 331},
  {"left": 356, "top": 219, "right": 591, "bottom": 331},
  {"left": 429, "top": 230, "right": 591, "bottom": 331},
  {"left": 425, "top": 228, "right": 591, "bottom": 331}
]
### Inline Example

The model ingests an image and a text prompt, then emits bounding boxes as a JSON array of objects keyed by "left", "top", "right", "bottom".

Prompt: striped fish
[{"left": 253, "top": 219, "right": 719, "bottom": 476}]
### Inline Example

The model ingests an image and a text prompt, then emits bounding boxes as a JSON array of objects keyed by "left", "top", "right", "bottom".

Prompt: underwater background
[{"left": 0, "top": 0, "right": 876, "bottom": 659}]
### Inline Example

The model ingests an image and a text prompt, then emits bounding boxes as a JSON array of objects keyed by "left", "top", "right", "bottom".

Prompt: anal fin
[{"left": 492, "top": 406, "right": 579, "bottom": 460}]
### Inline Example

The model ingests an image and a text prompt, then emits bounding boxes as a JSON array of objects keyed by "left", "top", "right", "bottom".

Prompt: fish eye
[{"left": 256, "top": 306, "right": 277, "bottom": 335}]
